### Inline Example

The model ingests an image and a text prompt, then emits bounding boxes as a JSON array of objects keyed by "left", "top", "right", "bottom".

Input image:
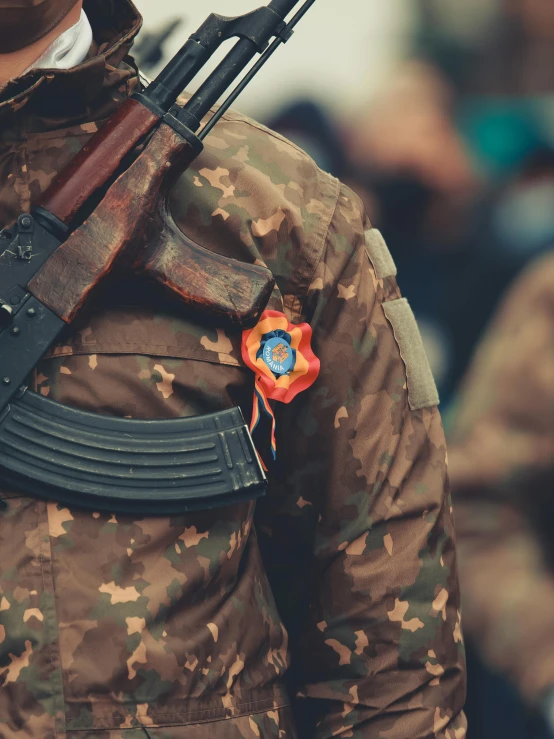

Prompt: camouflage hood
[
  {"left": 0, "top": 2, "right": 466, "bottom": 736},
  {"left": 0, "top": 0, "right": 142, "bottom": 227},
  {"left": 0, "top": 0, "right": 142, "bottom": 130}
]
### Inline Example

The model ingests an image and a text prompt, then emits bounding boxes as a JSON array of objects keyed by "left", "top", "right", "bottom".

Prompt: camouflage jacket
[
  {"left": 448, "top": 250, "right": 554, "bottom": 706},
  {"left": 0, "top": 1, "right": 466, "bottom": 737}
]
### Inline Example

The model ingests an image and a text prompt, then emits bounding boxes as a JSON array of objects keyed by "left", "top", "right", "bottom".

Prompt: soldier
[
  {"left": 448, "top": 249, "right": 554, "bottom": 735},
  {"left": 0, "top": 0, "right": 466, "bottom": 737}
]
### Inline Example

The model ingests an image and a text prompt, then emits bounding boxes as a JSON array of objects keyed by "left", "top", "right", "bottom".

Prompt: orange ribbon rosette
[{"left": 241, "top": 310, "right": 320, "bottom": 462}]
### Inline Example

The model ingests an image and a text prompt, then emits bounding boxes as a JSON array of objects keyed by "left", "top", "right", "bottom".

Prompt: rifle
[{"left": 0, "top": 0, "right": 316, "bottom": 514}]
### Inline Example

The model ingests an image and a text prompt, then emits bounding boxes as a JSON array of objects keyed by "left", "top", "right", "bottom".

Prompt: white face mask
[{"left": 23, "top": 8, "right": 93, "bottom": 75}]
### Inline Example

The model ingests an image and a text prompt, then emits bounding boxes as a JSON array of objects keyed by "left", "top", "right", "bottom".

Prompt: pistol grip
[{"left": 29, "top": 121, "right": 274, "bottom": 328}]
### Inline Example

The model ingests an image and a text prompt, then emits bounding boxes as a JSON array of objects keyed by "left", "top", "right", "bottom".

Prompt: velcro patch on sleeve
[
  {"left": 382, "top": 298, "right": 440, "bottom": 410},
  {"left": 365, "top": 228, "right": 397, "bottom": 279}
]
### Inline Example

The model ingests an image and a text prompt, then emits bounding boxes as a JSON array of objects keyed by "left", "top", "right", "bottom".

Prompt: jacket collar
[{"left": 0, "top": 0, "right": 142, "bottom": 128}]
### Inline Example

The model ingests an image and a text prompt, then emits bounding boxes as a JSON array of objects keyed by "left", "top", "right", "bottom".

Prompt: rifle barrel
[
  {"left": 198, "top": 0, "right": 317, "bottom": 140},
  {"left": 146, "top": 40, "right": 211, "bottom": 112},
  {"left": 179, "top": 41, "right": 260, "bottom": 131},
  {"left": 180, "top": 0, "right": 313, "bottom": 133},
  {"left": 144, "top": 0, "right": 303, "bottom": 115}
]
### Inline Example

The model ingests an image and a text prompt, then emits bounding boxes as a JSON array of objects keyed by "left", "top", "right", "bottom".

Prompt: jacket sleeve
[
  {"left": 255, "top": 184, "right": 466, "bottom": 738},
  {"left": 447, "top": 251, "right": 554, "bottom": 705}
]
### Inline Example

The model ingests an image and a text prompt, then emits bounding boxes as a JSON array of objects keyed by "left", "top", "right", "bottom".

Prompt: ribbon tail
[
  {"left": 250, "top": 379, "right": 278, "bottom": 463},
  {"left": 269, "top": 409, "right": 277, "bottom": 460},
  {"left": 250, "top": 387, "right": 261, "bottom": 434},
  {"left": 258, "top": 386, "right": 277, "bottom": 461}
]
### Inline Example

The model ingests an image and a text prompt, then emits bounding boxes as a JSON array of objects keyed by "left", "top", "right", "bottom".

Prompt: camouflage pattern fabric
[
  {"left": 0, "top": 0, "right": 466, "bottom": 736},
  {"left": 448, "top": 250, "right": 554, "bottom": 705}
]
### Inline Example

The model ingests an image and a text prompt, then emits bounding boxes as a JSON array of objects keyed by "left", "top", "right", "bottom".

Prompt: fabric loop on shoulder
[
  {"left": 383, "top": 298, "right": 440, "bottom": 410},
  {"left": 365, "top": 228, "right": 397, "bottom": 280}
]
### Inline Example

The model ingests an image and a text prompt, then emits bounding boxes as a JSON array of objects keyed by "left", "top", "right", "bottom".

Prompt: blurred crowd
[
  {"left": 136, "top": 2, "right": 554, "bottom": 737},
  {"left": 265, "top": 2, "right": 554, "bottom": 737}
]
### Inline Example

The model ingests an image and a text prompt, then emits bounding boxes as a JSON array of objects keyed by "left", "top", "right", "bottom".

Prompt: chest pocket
[{"left": 34, "top": 303, "right": 254, "bottom": 422}]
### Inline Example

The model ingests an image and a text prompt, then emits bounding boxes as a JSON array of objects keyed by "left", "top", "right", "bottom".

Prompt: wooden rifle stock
[
  {"left": 30, "top": 120, "right": 275, "bottom": 327},
  {"left": 41, "top": 98, "right": 160, "bottom": 226}
]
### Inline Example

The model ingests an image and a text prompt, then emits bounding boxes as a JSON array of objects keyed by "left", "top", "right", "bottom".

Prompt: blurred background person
[
  {"left": 447, "top": 249, "right": 554, "bottom": 739},
  {"left": 420, "top": 2, "right": 554, "bottom": 737},
  {"left": 266, "top": 2, "right": 554, "bottom": 736}
]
